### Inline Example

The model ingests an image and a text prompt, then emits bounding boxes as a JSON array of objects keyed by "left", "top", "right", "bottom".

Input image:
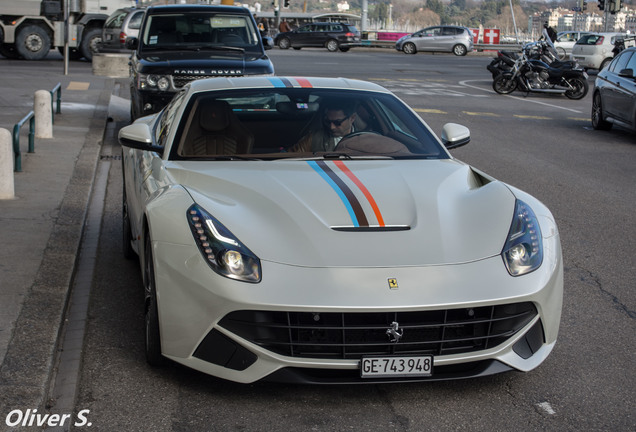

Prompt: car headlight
[
  {"left": 502, "top": 200, "right": 543, "bottom": 276},
  {"left": 138, "top": 73, "right": 172, "bottom": 91},
  {"left": 187, "top": 204, "right": 261, "bottom": 283}
]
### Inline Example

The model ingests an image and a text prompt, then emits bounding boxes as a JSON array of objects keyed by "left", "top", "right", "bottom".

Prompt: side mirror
[
  {"left": 119, "top": 122, "right": 164, "bottom": 155},
  {"left": 618, "top": 68, "right": 634, "bottom": 79},
  {"left": 441, "top": 123, "right": 470, "bottom": 149},
  {"left": 125, "top": 37, "right": 138, "bottom": 50}
]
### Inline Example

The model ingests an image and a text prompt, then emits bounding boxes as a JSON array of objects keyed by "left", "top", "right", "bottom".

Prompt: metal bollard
[
  {"left": 34, "top": 90, "right": 53, "bottom": 139},
  {"left": 0, "top": 128, "right": 15, "bottom": 199}
]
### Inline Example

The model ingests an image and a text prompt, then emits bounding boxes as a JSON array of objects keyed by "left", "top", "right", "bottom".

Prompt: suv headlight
[
  {"left": 502, "top": 200, "right": 543, "bottom": 276},
  {"left": 138, "top": 73, "right": 171, "bottom": 91},
  {"left": 187, "top": 204, "right": 261, "bottom": 283}
]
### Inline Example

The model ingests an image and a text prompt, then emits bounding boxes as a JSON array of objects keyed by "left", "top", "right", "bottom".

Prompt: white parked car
[
  {"left": 120, "top": 76, "right": 563, "bottom": 384},
  {"left": 554, "top": 31, "right": 592, "bottom": 59},
  {"left": 570, "top": 32, "right": 630, "bottom": 70}
]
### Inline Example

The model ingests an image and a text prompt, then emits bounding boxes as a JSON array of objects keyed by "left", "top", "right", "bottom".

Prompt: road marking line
[
  {"left": 463, "top": 111, "right": 500, "bottom": 117},
  {"left": 458, "top": 79, "right": 584, "bottom": 114},
  {"left": 414, "top": 108, "right": 447, "bottom": 114},
  {"left": 514, "top": 115, "right": 552, "bottom": 120}
]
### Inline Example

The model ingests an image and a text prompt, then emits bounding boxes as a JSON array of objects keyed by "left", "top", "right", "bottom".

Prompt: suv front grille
[
  {"left": 173, "top": 74, "right": 243, "bottom": 88},
  {"left": 218, "top": 302, "right": 538, "bottom": 359}
]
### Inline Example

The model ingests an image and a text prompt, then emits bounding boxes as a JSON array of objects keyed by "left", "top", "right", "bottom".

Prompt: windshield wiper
[{"left": 181, "top": 45, "right": 246, "bottom": 53}]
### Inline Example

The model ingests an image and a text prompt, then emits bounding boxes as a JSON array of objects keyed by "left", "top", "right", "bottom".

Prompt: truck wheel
[
  {"left": 80, "top": 28, "right": 102, "bottom": 61},
  {"left": 0, "top": 43, "right": 20, "bottom": 59},
  {"left": 16, "top": 25, "right": 50, "bottom": 60}
]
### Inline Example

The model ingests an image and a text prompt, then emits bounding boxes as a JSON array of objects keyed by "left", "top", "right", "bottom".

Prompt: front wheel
[
  {"left": 325, "top": 39, "right": 338, "bottom": 52},
  {"left": 591, "top": 92, "right": 612, "bottom": 130},
  {"left": 452, "top": 44, "right": 467, "bottom": 56},
  {"left": 277, "top": 37, "right": 290, "bottom": 49},
  {"left": 564, "top": 77, "right": 589, "bottom": 100},
  {"left": 144, "top": 232, "right": 164, "bottom": 366},
  {"left": 492, "top": 74, "right": 517, "bottom": 94},
  {"left": 15, "top": 25, "right": 50, "bottom": 60},
  {"left": 402, "top": 42, "right": 416, "bottom": 55}
]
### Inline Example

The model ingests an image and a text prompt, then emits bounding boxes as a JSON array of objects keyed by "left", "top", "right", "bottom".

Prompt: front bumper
[{"left": 152, "top": 231, "right": 563, "bottom": 384}]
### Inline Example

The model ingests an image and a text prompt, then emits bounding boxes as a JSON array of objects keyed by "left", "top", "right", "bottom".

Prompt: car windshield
[
  {"left": 140, "top": 12, "right": 261, "bottom": 52},
  {"left": 577, "top": 34, "right": 603, "bottom": 45},
  {"left": 169, "top": 88, "right": 448, "bottom": 161}
]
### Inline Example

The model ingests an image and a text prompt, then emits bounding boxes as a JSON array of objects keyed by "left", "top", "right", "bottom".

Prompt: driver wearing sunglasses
[{"left": 290, "top": 99, "right": 358, "bottom": 153}]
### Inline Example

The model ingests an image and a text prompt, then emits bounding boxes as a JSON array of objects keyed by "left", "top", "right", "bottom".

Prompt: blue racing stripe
[
  {"left": 307, "top": 161, "right": 359, "bottom": 227},
  {"left": 267, "top": 77, "right": 286, "bottom": 88}
]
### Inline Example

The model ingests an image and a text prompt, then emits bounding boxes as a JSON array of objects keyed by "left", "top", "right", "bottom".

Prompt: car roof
[
  {"left": 146, "top": 4, "right": 251, "bottom": 14},
  {"left": 187, "top": 76, "right": 391, "bottom": 94}
]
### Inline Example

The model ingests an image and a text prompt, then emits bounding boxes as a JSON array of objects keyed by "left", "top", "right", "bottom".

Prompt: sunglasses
[{"left": 323, "top": 116, "right": 350, "bottom": 127}]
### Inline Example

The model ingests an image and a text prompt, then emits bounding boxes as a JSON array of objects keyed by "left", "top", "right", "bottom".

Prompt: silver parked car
[
  {"left": 553, "top": 31, "right": 592, "bottom": 59},
  {"left": 395, "top": 25, "right": 473, "bottom": 56},
  {"left": 98, "top": 7, "right": 145, "bottom": 53}
]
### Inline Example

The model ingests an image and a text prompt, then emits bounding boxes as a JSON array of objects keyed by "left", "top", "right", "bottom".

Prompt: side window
[
  {"left": 609, "top": 51, "right": 631, "bottom": 73},
  {"left": 129, "top": 11, "right": 144, "bottom": 30},
  {"left": 624, "top": 52, "right": 636, "bottom": 72},
  {"left": 155, "top": 90, "right": 187, "bottom": 148}
]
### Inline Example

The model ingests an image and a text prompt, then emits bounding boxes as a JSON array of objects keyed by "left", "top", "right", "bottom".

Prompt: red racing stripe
[{"left": 334, "top": 161, "right": 385, "bottom": 226}]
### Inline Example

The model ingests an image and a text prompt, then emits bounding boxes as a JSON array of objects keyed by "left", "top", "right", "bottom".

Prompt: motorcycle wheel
[
  {"left": 492, "top": 74, "right": 517, "bottom": 94},
  {"left": 564, "top": 77, "right": 589, "bottom": 100}
]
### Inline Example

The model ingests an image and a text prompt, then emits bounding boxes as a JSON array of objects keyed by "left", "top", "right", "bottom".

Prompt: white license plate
[{"left": 360, "top": 355, "right": 433, "bottom": 378}]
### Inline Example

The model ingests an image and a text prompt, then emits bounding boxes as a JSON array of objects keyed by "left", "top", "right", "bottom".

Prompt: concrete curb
[{"left": 0, "top": 80, "right": 113, "bottom": 420}]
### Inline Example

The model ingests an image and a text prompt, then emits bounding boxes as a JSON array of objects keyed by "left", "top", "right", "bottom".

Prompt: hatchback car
[
  {"left": 570, "top": 32, "right": 630, "bottom": 70},
  {"left": 98, "top": 7, "right": 145, "bottom": 53},
  {"left": 553, "top": 31, "right": 592, "bottom": 59},
  {"left": 119, "top": 76, "right": 563, "bottom": 384},
  {"left": 592, "top": 46, "right": 636, "bottom": 132},
  {"left": 395, "top": 25, "right": 473, "bottom": 56},
  {"left": 274, "top": 22, "right": 361, "bottom": 52}
]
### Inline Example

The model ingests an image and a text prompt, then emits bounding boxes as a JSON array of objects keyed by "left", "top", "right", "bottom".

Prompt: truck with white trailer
[{"left": 0, "top": 0, "right": 134, "bottom": 60}]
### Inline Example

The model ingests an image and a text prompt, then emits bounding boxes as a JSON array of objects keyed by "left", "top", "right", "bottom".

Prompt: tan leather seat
[{"left": 185, "top": 100, "right": 254, "bottom": 156}]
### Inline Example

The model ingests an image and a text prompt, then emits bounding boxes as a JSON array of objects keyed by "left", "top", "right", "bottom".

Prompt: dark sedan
[{"left": 592, "top": 46, "right": 636, "bottom": 132}]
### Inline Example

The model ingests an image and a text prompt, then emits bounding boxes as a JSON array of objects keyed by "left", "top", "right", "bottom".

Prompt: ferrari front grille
[{"left": 218, "top": 303, "right": 538, "bottom": 359}]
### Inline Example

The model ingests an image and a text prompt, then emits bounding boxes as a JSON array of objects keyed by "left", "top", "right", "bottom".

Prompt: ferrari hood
[{"left": 170, "top": 159, "right": 516, "bottom": 267}]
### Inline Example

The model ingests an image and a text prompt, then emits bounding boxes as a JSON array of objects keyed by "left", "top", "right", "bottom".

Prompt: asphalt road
[{"left": 17, "top": 49, "right": 636, "bottom": 430}]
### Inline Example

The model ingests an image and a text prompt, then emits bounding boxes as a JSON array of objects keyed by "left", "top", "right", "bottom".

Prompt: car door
[
  {"left": 602, "top": 51, "right": 636, "bottom": 124},
  {"left": 293, "top": 24, "right": 317, "bottom": 47},
  {"left": 414, "top": 27, "right": 441, "bottom": 52}
]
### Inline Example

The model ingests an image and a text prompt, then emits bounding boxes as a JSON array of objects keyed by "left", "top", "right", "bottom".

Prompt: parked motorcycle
[
  {"left": 492, "top": 51, "right": 589, "bottom": 100},
  {"left": 487, "top": 40, "right": 578, "bottom": 79}
]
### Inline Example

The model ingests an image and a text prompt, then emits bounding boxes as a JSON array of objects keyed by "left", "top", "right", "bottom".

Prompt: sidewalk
[{"left": 0, "top": 58, "right": 121, "bottom": 421}]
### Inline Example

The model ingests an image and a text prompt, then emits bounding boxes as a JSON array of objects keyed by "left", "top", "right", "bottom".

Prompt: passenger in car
[{"left": 289, "top": 99, "right": 360, "bottom": 152}]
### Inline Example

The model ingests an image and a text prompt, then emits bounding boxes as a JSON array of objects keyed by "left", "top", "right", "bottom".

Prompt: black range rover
[{"left": 127, "top": 4, "right": 275, "bottom": 120}]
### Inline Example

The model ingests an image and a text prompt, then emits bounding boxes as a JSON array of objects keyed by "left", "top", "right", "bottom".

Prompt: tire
[
  {"left": 402, "top": 42, "right": 417, "bottom": 55},
  {"left": 591, "top": 91, "right": 612, "bottom": 130},
  {"left": 492, "top": 74, "right": 517, "bottom": 94},
  {"left": 80, "top": 28, "right": 102, "bottom": 61},
  {"left": 564, "top": 77, "right": 589, "bottom": 100},
  {"left": 122, "top": 179, "right": 135, "bottom": 260},
  {"left": 144, "top": 232, "right": 164, "bottom": 366},
  {"left": 326, "top": 39, "right": 338, "bottom": 52},
  {"left": 556, "top": 47, "right": 567, "bottom": 60},
  {"left": 599, "top": 58, "right": 611, "bottom": 71},
  {"left": 15, "top": 25, "right": 50, "bottom": 60},
  {"left": 0, "top": 43, "right": 20, "bottom": 59},
  {"left": 452, "top": 44, "right": 467, "bottom": 56},
  {"left": 277, "top": 37, "right": 290, "bottom": 49}
]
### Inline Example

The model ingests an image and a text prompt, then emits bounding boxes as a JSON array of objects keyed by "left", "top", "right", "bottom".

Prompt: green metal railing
[{"left": 11, "top": 82, "right": 61, "bottom": 172}]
